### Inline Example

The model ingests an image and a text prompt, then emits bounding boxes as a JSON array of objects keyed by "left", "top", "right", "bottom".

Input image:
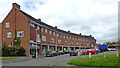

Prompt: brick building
[
  {"left": 0, "top": 23, "right": 2, "bottom": 45},
  {"left": 2, "top": 3, "right": 96, "bottom": 56}
]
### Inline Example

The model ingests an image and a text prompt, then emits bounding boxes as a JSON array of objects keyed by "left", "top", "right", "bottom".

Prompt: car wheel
[
  {"left": 95, "top": 52, "right": 97, "bottom": 54},
  {"left": 70, "top": 54, "right": 71, "bottom": 56}
]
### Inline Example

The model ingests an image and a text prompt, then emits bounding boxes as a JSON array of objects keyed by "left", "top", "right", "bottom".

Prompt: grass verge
[
  {"left": 0, "top": 57, "right": 22, "bottom": 60},
  {"left": 68, "top": 54, "right": 119, "bottom": 67}
]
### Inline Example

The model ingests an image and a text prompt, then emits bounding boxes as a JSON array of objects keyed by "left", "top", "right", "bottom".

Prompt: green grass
[
  {"left": 68, "top": 54, "right": 119, "bottom": 67},
  {"left": 0, "top": 57, "right": 22, "bottom": 60}
]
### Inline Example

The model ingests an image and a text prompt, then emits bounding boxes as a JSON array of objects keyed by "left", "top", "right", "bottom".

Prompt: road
[{"left": 2, "top": 51, "right": 117, "bottom": 66}]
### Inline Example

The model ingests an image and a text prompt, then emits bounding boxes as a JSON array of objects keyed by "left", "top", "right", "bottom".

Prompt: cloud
[{"left": 0, "top": 0, "right": 119, "bottom": 44}]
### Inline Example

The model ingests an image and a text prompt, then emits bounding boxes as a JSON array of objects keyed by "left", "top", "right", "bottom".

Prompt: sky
[{"left": 0, "top": 0, "right": 119, "bottom": 44}]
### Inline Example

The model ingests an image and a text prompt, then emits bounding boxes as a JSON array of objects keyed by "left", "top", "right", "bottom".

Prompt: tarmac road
[{"left": 2, "top": 51, "right": 117, "bottom": 66}]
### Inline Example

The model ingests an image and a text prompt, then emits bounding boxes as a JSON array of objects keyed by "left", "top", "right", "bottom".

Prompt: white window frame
[
  {"left": 49, "top": 31, "right": 52, "bottom": 35},
  {"left": 42, "top": 36, "right": 46, "bottom": 41},
  {"left": 6, "top": 22, "right": 10, "bottom": 28},
  {"left": 58, "top": 40, "right": 61, "bottom": 44},
  {"left": 54, "top": 32, "right": 55, "bottom": 36},
  {"left": 7, "top": 32, "right": 11, "bottom": 38},
  {"left": 17, "top": 31, "right": 24, "bottom": 37},
  {"left": 51, "top": 38, "right": 54, "bottom": 43},
  {"left": 45, "top": 29, "right": 47, "bottom": 33}
]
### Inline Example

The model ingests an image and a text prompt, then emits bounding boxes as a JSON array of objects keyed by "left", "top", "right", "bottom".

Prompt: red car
[{"left": 83, "top": 49, "right": 98, "bottom": 55}]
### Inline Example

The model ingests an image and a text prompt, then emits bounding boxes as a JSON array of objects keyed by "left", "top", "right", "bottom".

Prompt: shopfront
[
  {"left": 49, "top": 45, "right": 55, "bottom": 51},
  {"left": 42, "top": 45, "right": 47, "bottom": 53}
]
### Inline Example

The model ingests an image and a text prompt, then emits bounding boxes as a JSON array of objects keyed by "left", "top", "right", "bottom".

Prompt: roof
[{"left": 19, "top": 9, "right": 95, "bottom": 40}]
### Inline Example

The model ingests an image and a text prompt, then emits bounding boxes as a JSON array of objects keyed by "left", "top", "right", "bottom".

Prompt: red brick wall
[
  {"left": 2, "top": 3, "right": 30, "bottom": 56},
  {"left": 0, "top": 23, "right": 2, "bottom": 45}
]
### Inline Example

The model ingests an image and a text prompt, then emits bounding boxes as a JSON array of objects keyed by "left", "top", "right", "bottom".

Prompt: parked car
[
  {"left": 70, "top": 50, "right": 78, "bottom": 56},
  {"left": 108, "top": 48, "right": 112, "bottom": 51},
  {"left": 59, "top": 51, "right": 64, "bottom": 55},
  {"left": 56, "top": 51, "right": 60, "bottom": 55},
  {"left": 46, "top": 51, "right": 58, "bottom": 57},
  {"left": 83, "top": 49, "right": 98, "bottom": 55},
  {"left": 96, "top": 49, "right": 100, "bottom": 53},
  {"left": 64, "top": 50, "right": 70, "bottom": 54},
  {"left": 111, "top": 48, "right": 116, "bottom": 51}
]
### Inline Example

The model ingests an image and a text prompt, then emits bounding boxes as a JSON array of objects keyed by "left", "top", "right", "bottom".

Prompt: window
[
  {"left": 17, "top": 31, "right": 24, "bottom": 37},
  {"left": 37, "top": 34, "right": 40, "bottom": 38},
  {"left": 30, "top": 23, "right": 34, "bottom": 27},
  {"left": 78, "top": 38, "right": 79, "bottom": 40},
  {"left": 86, "top": 39, "right": 87, "bottom": 41},
  {"left": 61, "top": 34, "right": 62, "bottom": 37},
  {"left": 41, "top": 28, "right": 43, "bottom": 32},
  {"left": 51, "top": 38, "right": 54, "bottom": 43},
  {"left": 75, "top": 38, "right": 77, "bottom": 40},
  {"left": 87, "top": 44, "right": 89, "bottom": 46},
  {"left": 69, "top": 37, "right": 71, "bottom": 39},
  {"left": 67, "top": 36, "right": 68, "bottom": 39},
  {"left": 57, "top": 33, "right": 59, "bottom": 37},
  {"left": 6, "top": 22, "right": 10, "bottom": 28},
  {"left": 42, "top": 36, "right": 46, "bottom": 41},
  {"left": 37, "top": 26, "right": 40, "bottom": 29},
  {"left": 64, "top": 35, "right": 65, "bottom": 38},
  {"left": 89, "top": 40, "right": 90, "bottom": 42},
  {"left": 76, "top": 42, "right": 78, "bottom": 45},
  {"left": 45, "top": 29, "right": 47, "bottom": 33},
  {"left": 92, "top": 44, "right": 94, "bottom": 47},
  {"left": 81, "top": 43, "right": 84, "bottom": 46},
  {"left": 72, "top": 38, "right": 74, "bottom": 40},
  {"left": 65, "top": 41, "right": 67, "bottom": 44},
  {"left": 50, "top": 31, "right": 52, "bottom": 35},
  {"left": 83, "top": 39, "right": 85, "bottom": 41},
  {"left": 58, "top": 40, "right": 61, "bottom": 44},
  {"left": 54, "top": 32, "right": 55, "bottom": 36},
  {"left": 81, "top": 39, "right": 82, "bottom": 41},
  {"left": 71, "top": 42, "right": 73, "bottom": 45},
  {"left": 7, "top": 32, "right": 11, "bottom": 38},
  {"left": 36, "top": 34, "right": 40, "bottom": 42}
]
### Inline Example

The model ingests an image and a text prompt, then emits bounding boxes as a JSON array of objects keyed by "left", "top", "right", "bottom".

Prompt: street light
[{"left": 36, "top": 28, "right": 39, "bottom": 58}]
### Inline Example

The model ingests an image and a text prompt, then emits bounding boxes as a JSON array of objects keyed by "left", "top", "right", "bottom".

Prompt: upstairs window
[
  {"left": 86, "top": 39, "right": 87, "bottom": 41},
  {"left": 57, "top": 33, "right": 59, "bottom": 37},
  {"left": 51, "top": 38, "right": 54, "bottom": 43},
  {"left": 45, "top": 29, "right": 47, "bottom": 33},
  {"left": 6, "top": 22, "right": 10, "bottom": 28},
  {"left": 67, "top": 36, "right": 68, "bottom": 39},
  {"left": 72, "top": 38, "right": 74, "bottom": 40},
  {"left": 76, "top": 42, "right": 78, "bottom": 45},
  {"left": 37, "top": 26, "right": 40, "bottom": 29},
  {"left": 69, "top": 37, "right": 71, "bottom": 39},
  {"left": 17, "top": 31, "right": 24, "bottom": 37},
  {"left": 58, "top": 40, "right": 61, "bottom": 44},
  {"left": 42, "top": 36, "right": 46, "bottom": 41},
  {"left": 64, "top": 35, "right": 65, "bottom": 38},
  {"left": 54, "top": 32, "right": 55, "bottom": 36},
  {"left": 81, "top": 43, "right": 84, "bottom": 46},
  {"left": 87, "top": 44, "right": 89, "bottom": 46},
  {"left": 61, "top": 34, "right": 62, "bottom": 37},
  {"left": 7, "top": 32, "right": 11, "bottom": 38},
  {"left": 30, "top": 23, "right": 34, "bottom": 27},
  {"left": 65, "top": 41, "right": 67, "bottom": 44},
  {"left": 50, "top": 31, "right": 52, "bottom": 35},
  {"left": 71, "top": 42, "right": 73, "bottom": 45},
  {"left": 41, "top": 28, "right": 43, "bottom": 32}
]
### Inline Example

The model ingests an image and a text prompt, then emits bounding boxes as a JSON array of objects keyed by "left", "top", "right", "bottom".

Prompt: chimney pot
[
  {"left": 12, "top": 3, "right": 20, "bottom": 9},
  {"left": 55, "top": 26, "right": 57, "bottom": 29},
  {"left": 90, "top": 35, "right": 92, "bottom": 37},
  {"left": 68, "top": 30, "right": 70, "bottom": 32},
  {"left": 80, "top": 33, "right": 81, "bottom": 35},
  {"left": 38, "top": 18, "right": 41, "bottom": 22}
]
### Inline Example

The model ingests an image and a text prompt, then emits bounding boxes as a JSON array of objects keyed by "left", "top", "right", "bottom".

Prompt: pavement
[{"left": 2, "top": 51, "right": 118, "bottom": 67}]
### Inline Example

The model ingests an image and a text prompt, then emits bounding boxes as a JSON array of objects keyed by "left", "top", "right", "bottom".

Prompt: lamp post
[{"left": 36, "top": 28, "right": 39, "bottom": 58}]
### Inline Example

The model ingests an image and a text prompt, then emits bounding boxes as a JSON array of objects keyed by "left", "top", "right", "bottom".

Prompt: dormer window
[{"left": 6, "top": 22, "right": 10, "bottom": 28}]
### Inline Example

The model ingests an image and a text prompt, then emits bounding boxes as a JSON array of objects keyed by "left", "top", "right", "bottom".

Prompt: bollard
[
  {"left": 78, "top": 52, "right": 80, "bottom": 56},
  {"left": 104, "top": 52, "right": 106, "bottom": 58},
  {"left": 117, "top": 52, "right": 119, "bottom": 58},
  {"left": 89, "top": 53, "right": 91, "bottom": 59}
]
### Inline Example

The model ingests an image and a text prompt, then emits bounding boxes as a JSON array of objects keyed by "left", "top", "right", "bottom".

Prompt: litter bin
[{"left": 32, "top": 54, "right": 36, "bottom": 58}]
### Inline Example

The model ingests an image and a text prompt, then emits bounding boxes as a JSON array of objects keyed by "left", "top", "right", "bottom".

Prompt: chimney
[
  {"left": 55, "top": 26, "right": 57, "bottom": 29},
  {"left": 90, "top": 35, "right": 92, "bottom": 37},
  {"left": 79, "top": 33, "right": 81, "bottom": 35},
  {"left": 38, "top": 18, "right": 41, "bottom": 22},
  {"left": 68, "top": 30, "right": 70, "bottom": 32},
  {"left": 12, "top": 3, "right": 20, "bottom": 9}
]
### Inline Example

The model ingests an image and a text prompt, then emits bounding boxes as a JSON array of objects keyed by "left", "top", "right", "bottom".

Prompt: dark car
[
  {"left": 70, "top": 50, "right": 78, "bottom": 56},
  {"left": 56, "top": 51, "right": 60, "bottom": 55},
  {"left": 46, "top": 51, "right": 58, "bottom": 57},
  {"left": 64, "top": 50, "right": 70, "bottom": 54},
  {"left": 59, "top": 51, "right": 65, "bottom": 55}
]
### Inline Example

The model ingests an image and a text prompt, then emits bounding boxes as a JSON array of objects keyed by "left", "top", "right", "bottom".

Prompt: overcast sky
[{"left": 0, "top": 0, "right": 119, "bottom": 44}]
